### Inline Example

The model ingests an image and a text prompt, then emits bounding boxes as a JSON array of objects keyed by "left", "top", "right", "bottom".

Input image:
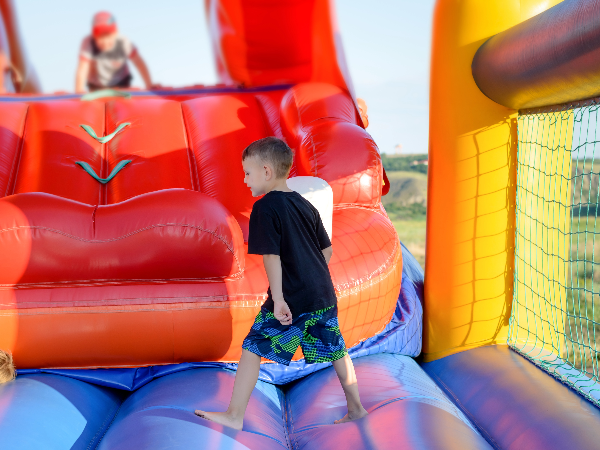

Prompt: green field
[
  {"left": 382, "top": 170, "right": 428, "bottom": 268},
  {"left": 565, "top": 216, "right": 600, "bottom": 377},
  {"left": 390, "top": 218, "right": 426, "bottom": 268},
  {"left": 560, "top": 164, "right": 600, "bottom": 377}
]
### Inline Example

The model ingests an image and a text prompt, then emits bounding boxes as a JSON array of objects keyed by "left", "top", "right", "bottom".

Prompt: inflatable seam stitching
[
  {"left": 291, "top": 88, "right": 302, "bottom": 134},
  {"left": 0, "top": 85, "right": 293, "bottom": 103},
  {"left": 91, "top": 205, "right": 97, "bottom": 236},
  {"left": 282, "top": 388, "right": 299, "bottom": 450},
  {"left": 2, "top": 304, "right": 280, "bottom": 317},
  {"left": 0, "top": 277, "right": 240, "bottom": 291},
  {"left": 278, "top": 389, "right": 293, "bottom": 450},
  {"left": 101, "top": 102, "right": 107, "bottom": 204},
  {"left": 91, "top": 401, "right": 124, "bottom": 450},
  {"left": 86, "top": 398, "right": 122, "bottom": 450},
  {"left": 333, "top": 203, "right": 382, "bottom": 211},
  {"left": 307, "top": 132, "right": 317, "bottom": 176},
  {"left": 0, "top": 223, "right": 244, "bottom": 280},
  {"left": 0, "top": 222, "right": 234, "bottom": 244},
  {"left": 6, "top": 103, "right": 28, "bottom": 196},
  {"left": 0, "top": 296, "right": 268, "bottom": 310},
  {"left": 1, "top": 256, "right": 393, "bottom": 295},
  {"left": 178, "top": 102, "right": 198, "bottom": 191}
]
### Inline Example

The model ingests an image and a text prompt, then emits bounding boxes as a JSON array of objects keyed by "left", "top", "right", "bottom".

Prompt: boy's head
[
  {"left": 242, "top": 137, "right": 293, "bottom": 197},
  {"left": 0, "top": 349, "right": 15, "bottom": 384},
  {"left": 92, "top": 11, "right": 118, "bottom": 52}
]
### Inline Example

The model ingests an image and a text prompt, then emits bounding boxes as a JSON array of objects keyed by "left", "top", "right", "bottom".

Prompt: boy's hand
[{"left": 273, "top": 299, "right": 292, "bottom": 326}]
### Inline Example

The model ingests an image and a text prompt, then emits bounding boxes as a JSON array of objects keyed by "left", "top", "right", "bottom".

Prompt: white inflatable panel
[{"left": 286, "top": 176, "right": 333, "bottom": 240}]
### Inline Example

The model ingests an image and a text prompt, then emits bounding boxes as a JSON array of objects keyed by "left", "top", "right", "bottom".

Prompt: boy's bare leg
[
  {"left": 195, "top": 349, "right": 261, "bottom": 430},
  {"left": 332, "top": 354, "right": 369, "bottom": 424}
]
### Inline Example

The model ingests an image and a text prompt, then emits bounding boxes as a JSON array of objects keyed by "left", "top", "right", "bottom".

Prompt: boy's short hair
[
  {"left": 0, "top": 349, "right": 15, "bottom": 384},
  {"left": 242, "top": 137, "right": 293, "bottom": 179}
]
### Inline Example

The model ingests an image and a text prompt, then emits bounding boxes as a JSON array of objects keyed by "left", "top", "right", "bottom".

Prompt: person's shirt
[
  {"left": 80, "top": 34, "right": 136, "bottom": 88},
  {"left": 248, "top": 190, "right": 337, "bottom": 317}
]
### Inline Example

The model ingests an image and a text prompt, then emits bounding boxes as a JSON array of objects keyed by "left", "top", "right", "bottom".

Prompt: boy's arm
[
  {"left": 322, "top": 245, "right": 333, "bottom": 265},
  {"left": 130, "top": 52, "right": 153, "bottom": 89},
  {"left": 75, "top": 59, "right": 90, "bottom": 93},
  {"left": 263, "top": 254, "right": 292, "bottom": 325}
]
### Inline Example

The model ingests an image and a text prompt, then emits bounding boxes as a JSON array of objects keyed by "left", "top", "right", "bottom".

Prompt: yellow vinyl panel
[{"left": 425, "top": 0, "right": 564, "bottom": 361}]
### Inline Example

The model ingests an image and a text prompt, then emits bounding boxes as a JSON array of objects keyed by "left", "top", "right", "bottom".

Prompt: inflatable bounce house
[{"left": 2, "top": 0, "right": 600, "bottom": 448}]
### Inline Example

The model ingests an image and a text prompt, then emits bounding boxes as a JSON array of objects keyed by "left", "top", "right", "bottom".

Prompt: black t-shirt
[{"left": 247, "top": 190, "right": 337, "bottom": 316}]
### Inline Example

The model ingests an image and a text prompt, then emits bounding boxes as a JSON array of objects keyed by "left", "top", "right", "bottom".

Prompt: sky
[{"left": 15, "top": 0, "right": 435, "bottom": 154}]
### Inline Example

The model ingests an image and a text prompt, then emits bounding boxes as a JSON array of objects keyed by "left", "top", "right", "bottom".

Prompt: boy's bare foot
[
  {"left": 334, "top": 408, "right": 369, "bottom": 424},
  {"left": 194, "top": 410, "right": 243, "bottom": 431}
]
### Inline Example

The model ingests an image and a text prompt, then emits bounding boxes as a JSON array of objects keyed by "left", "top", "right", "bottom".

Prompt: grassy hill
[
  {"left": 383, "top": 170, "right": 427, "bottom": 219},
  {"left": 381, "top": 165, "right": 428, "bottom": 267}
]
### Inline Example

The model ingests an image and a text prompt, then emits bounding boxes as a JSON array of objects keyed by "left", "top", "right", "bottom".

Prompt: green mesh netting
[{"left": 509, "top": 99, "right": 600, "bottom": 406}]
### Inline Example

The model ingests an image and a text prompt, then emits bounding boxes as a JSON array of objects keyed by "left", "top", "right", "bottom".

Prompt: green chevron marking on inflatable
[
  {"left": 80, "top": 89, "right": 132, "bottom": 101},
  {"left": 75, "top": 160, "right": 132, "bottom": 184},
  {"left": 80, "top": 122, "right": 131, "bottom": 144}
]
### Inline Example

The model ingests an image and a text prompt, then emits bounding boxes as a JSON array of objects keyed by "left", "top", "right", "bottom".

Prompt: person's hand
[{"left": 273, "top": 299, "right": 292, "bottom": 326}]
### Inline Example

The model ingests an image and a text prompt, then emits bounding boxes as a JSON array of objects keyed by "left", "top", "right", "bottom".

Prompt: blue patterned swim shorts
[{"left": 242, "top": 304, "right": 347, "bottom": 365}]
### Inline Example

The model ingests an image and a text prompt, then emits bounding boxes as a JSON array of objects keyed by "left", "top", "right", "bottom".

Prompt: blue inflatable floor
[
  {"left": 422, "top": 345, "right": 600, "bottom": 450},
  {"left": 1, "top": 353, "right": 492, "bottom": 450}
]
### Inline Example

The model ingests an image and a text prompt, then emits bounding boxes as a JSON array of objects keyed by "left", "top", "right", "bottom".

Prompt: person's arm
[
  {"left": 130, "top": 52, "right": 152, "bottom": 89},
  {"left": 263, "top": 254, "right": 292, "bottom": 325},
  {"left": 322, "top": 245, "right": 333, "bottom": 265},
  {"left": 75, "top": 58, "right": 90, "bottom": 93}
]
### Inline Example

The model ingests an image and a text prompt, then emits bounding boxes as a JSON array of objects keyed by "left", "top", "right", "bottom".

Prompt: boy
[
  {"left": 194, "top": 137, "right": 368, "bottom": 430},
  {"left": 75, "top": 11, "right": 154, "bottom": 93}
]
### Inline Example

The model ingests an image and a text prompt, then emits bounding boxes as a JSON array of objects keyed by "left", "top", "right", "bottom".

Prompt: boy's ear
[{"left": 263, "top": 164, "right": 273, "bottom": 180}]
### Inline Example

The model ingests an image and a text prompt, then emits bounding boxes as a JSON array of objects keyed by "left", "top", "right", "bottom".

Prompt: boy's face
[
  {"left": 93, "top": 32, "right": 118, "bottom": 52},
  {"left": 243, "top": 156, "right": 273, "bottom": 197}
]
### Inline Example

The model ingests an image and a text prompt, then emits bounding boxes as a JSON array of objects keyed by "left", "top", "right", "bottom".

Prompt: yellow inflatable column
[{"left": 425, "top": 0, "right": 564, "bottom": 361}]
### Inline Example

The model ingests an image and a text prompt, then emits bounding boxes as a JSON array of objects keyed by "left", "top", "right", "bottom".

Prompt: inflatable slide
[{"left": 2, "top": 0, "right": 600, "bottom": 449}]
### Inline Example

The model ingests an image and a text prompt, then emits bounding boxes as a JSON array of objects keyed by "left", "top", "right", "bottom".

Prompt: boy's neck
[{"left": 265, "top": 178, "right": 293, "bottom": 194}]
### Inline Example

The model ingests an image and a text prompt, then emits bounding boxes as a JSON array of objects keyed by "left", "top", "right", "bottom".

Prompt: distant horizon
[
  {"left": 15, "top": 0, "right": 433, "bottom": 155},
  {"left": 382, "top": 153, "right": 429, "bottom": 158}
]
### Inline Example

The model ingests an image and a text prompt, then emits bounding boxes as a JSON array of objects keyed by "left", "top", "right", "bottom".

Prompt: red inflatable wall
[
  {"left": 205, "top": 0, "right": 355, "bottom": 96},
  {"left": 0, "top": 83, "right": 401, "bottom": 369}
]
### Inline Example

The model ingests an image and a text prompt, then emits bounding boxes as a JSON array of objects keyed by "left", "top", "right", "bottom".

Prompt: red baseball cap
[{"left": 92, "top": 12, "right": 117, "bottom": 37}]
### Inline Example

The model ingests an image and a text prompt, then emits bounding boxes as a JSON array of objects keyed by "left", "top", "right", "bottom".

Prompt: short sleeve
[
  {"left": 121, "top": 36, "right": 137, "bottom": 58},
  {"left": 315, "top": 210, "right": 332, "bottom": 250},
  {"left": 80, "top": 36, "right": 93, "bottom": 61},
  {"left": 248, "top": 202, "right": 281, "bottom": 255}
]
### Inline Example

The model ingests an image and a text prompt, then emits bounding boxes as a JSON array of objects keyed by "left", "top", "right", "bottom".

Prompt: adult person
[{"left": 75, "top": 11, "right": 154, "bottom": 93}]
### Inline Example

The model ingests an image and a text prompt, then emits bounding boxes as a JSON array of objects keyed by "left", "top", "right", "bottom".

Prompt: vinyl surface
[
  {"left": 0, "top": 82, "right": 399, "bottom": 369},
  {"left": 1, "top": 353, "right": 490, "bottom": 450},
  {"left": 422, "top": 345, "right": 600, "bottom": 450}
]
